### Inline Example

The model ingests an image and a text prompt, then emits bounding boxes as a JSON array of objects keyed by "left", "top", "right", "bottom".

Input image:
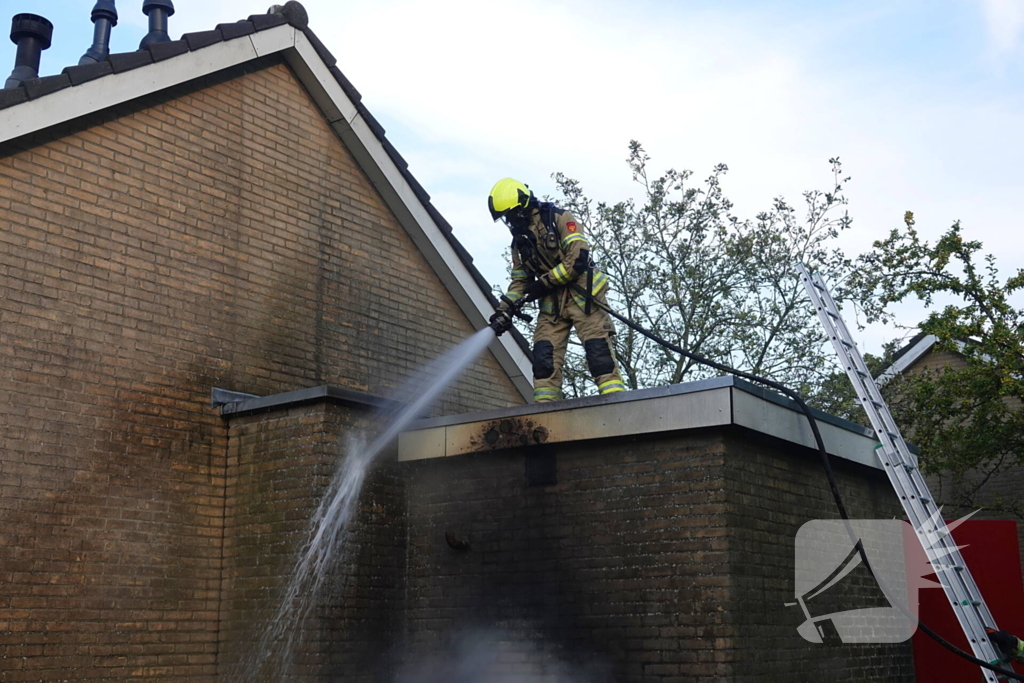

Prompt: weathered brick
[{"left": 0, "top": 60, "right": 522, "bottom": 681}]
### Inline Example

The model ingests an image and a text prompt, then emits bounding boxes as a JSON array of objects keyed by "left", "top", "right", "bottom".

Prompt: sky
[{"left": 3, "top": 0, "right": 1022, "bottom": 354}]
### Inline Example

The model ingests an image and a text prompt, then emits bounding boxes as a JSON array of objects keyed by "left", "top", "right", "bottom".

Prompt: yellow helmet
[{"left": 488, "top": 178, "right": 534, "bottom": 222}]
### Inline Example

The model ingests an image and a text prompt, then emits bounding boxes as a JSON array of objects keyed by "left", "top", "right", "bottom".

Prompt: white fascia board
[
  {"left": 399, "top": 386, "right": 733, "bottom": 461},
  {"left": 0, "top": 25, "right": 296, "bottom": 145},
  {"left": 250, "top": 23, "right": 297, "bottom": 57},
  {"left": 334, "top": 113, "right": 533, "bottom": 400},
  {"left": 282, "top": 32, "right": 534, "bottom": 401},
  {"left": 877, "top": 334, "right": 938, "bottom": 384},
  {"left": 397, "top": 383, "right": 882, "bottom": 468},
  {"left": 731, "top": 388, "right": 882, "bottom": 469},
  {"left": 282, "top": 32, "right": 356, "bottom": 124}
]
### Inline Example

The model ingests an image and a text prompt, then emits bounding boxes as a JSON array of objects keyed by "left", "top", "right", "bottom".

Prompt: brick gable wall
[
  {"left": 214, "top": 399, "right": 912, "bottom": 682},
  {"left": 0, "top": 60, "right": 521, "bottom": 681}
]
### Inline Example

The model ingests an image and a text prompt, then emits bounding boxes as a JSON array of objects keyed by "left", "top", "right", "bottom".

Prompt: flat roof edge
[
  {"left": 407, "top": 375, "right": 737, "bottom": 430},
  {"left": 216, "top": 385, "right": 399, "bottom": 418},
  {"left": 398, "top": 377, "right": 886, "bottom": 469}
]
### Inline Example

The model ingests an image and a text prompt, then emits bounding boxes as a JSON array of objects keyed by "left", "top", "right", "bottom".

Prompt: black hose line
[{"left": 561, "top": 285, "right": 1021, "bottom": 681}]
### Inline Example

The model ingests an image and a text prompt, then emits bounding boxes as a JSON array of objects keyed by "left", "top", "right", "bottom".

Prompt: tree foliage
[
  {"left": 542, "top": 141, "right": 857, "bottom": 400},
  {"left": 496, "top": 142, "right": 1023, "bottom": 517},
  {"left": 850, "top": 212, "right": 1024, "bottom": 516}
]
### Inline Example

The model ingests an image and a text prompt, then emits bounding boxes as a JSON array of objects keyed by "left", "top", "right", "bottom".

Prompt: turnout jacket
[{"left": 501, "top": 204, "right": 609, "bottom": 316}]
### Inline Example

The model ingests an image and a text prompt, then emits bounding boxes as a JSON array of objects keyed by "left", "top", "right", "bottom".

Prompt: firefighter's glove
[
  {"left": 987, "top": 628, "right": 1024, "bottom": 662},
  {"left": 524, "top": 280, "right": 551, "bottom": 302},
  {"left": 488, "top": 311, "right": 513, "bottom": 336}
]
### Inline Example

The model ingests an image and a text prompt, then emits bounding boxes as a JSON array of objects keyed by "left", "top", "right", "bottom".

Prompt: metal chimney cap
[
  {"left": 142, "top": 0, "right": 175, "bottom": 17},
  {"left": 10, "top": 14, "right": 54, "bottom": 50},
  {"left": 91, "top": 0, "right": 118, "bottom": 25}
]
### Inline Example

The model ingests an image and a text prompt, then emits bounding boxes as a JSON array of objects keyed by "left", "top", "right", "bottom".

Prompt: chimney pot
[
  {"left": 80, "top": 1, "right": 119, "bottom": 65},
  {"left": 139, "top": 0, "right": 174, "bottom": 49},
  {"left": 5, "top": 13, "right": 53, "bottom": 90},
  {"left": 92, "top": 1, "right": 118, "bottom": 24}
]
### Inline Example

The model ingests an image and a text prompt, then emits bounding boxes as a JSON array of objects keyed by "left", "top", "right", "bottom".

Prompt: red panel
[{"left": 909, "top": 520, "right": 1024, "bottom": 682}]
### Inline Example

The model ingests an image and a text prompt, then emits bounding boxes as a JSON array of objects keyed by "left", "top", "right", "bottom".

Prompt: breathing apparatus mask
[{"left": 501, "top": 206, "right": 532, "bottom": 232}]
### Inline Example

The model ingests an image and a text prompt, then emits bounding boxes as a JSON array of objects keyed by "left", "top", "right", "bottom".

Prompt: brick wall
[
  {"left": 399, "top": 428, "right": 913, "bottom": 682},
  {"left": 402, "top": 432, "right": 733, "bottom": 682},
  {"left": 0, "top": 58, "right": 521, "bottom": 681},
  {"left": 218, "top": 401, "right": 405, "bottom": 682},
  {"left": 723, "top": 432, "right": 914, "bottom": 682}
]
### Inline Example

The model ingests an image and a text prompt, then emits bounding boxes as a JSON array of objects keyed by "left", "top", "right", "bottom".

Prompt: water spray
[{"left": 238, "top": 327, "right": 499, "bottom": 680}]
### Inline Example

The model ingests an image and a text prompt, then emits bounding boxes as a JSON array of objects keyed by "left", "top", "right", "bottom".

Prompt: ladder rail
[{"left": 798, "top": 263, "right": 1005, "bottom": 681}]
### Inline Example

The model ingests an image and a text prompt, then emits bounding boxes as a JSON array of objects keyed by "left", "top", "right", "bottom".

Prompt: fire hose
[{"left": 489, "top": 285, "right": 1023, "bottom": 680}]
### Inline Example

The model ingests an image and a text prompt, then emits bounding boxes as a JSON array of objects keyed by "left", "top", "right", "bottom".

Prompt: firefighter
[{"left": 487, "top": 177, "right": 626, "bottom": 403}]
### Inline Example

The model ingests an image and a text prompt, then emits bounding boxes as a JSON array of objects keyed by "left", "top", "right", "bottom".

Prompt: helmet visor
[{"left": 502, "top": 208, "right": 530, "bottom": 231}]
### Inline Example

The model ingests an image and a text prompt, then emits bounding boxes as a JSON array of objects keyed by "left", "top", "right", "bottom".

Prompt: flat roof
[{"left": 398, "top": 376, "right": 884, "bottom": 470}]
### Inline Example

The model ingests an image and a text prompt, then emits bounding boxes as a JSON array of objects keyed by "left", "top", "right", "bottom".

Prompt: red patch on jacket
[{"left": 566, "top": 222, "right": 577, "bottom": 232}]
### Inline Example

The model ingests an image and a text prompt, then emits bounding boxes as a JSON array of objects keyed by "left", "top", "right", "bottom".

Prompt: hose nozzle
[{"left": 488, "top": 295, "right": 532, "bottom": 337}]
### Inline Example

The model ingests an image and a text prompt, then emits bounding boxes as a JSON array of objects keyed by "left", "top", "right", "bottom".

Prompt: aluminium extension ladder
[{"left": 797, "top": 263, "right": 1007, "bottom": 682}]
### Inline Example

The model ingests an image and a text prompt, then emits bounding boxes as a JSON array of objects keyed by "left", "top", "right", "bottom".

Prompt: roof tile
[
  {"left": 449, "top": 236, "right": 476, "bottom": 265},
  {"left": 183, "top": 29, "right": 224, "bottom": 51},
  {"left": 62, "top": 60, "right": 114, "bottom": 86},
  {"left": 329, "top": 66, "right": 361, "bottom": 103},
  {"left": 381, "top": 138, "right": 408, "bottom": 170},
  {"left": 0, "top": 86, "right": 28, "bottom": 111},
  {"left": 425, "top": 204, "right": 455, "bottom": 234},
  {"left": 108, "top": 50, "right": 154, "bottom": 74},
  {"left": 147, "top": 39, "right": 189, "bottom": 62},
  {"left": 355, "top": 101, "right": 386, "bottom": 140},
  {"left": 302, "top": 28, "right": 336, "bottom": 67},
  {"left": 248, "top": 12, "right": 288, "bottom": 31},
  {"left": 23, "top": 74, "right": 73, "bottom": 100},
  {"left": 217, "top": 20, "right": 256, "bottom": 41},
  {"left": 401, "top": 168, "right": 431, "bottom": 204}
]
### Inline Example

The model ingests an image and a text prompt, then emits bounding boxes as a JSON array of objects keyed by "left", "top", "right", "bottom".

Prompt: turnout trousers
[{"left": 531, "top": 288, "right": 626, "bottom": 402}]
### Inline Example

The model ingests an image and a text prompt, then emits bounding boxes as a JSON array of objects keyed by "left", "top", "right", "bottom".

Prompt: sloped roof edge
[
  {"left": 0, "top": 18, "right": 534, "bottom": 401},
  {"left": 876, "top": 333, "right": 938, "bottom": 383}
]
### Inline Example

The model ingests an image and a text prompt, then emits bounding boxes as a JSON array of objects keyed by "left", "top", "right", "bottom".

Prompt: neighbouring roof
[
  {"left": 876, "top": 332, "right": 939, "bottom": 383},
  {"left": 0, "top": 1, "right": 534, "bottom": 400},
  {"left": 876, "top": 332, "right": 981, "bottom": 383}
]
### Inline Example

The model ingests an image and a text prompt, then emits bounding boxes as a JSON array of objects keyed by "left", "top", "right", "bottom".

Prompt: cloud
[
  {"left": 20, "top": 0, "right": 1022, "bottom": 354},
  {"left": 978, "top": 0, "right": 1024, "bottom": 58}
]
